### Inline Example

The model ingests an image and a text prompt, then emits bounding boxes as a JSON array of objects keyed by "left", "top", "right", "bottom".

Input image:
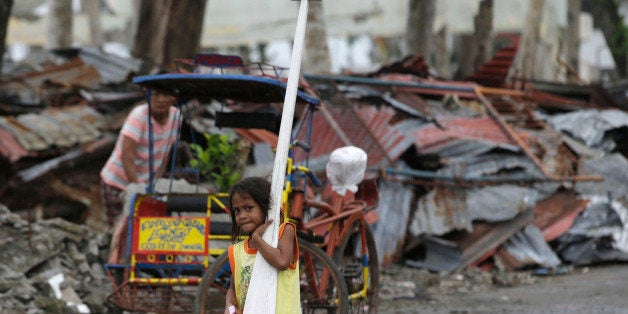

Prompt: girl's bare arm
[
  {"left": 225, "top": 274, "right": 238, "bottom": 313},
  {"left": 249, "top": 220, "right": 296, "bottom": 270}
]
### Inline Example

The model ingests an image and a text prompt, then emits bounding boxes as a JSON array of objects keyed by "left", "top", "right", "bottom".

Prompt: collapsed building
[{"left": 1, "top": 44, "right": 628, "bottom": 282}]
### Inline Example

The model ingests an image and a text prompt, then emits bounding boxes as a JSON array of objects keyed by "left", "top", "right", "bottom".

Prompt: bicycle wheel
[
  {"left": 334, "top": 222, "right": 379, "bottom": 313},
  {"left": 194, "top": 238, "right": 349, "bottom": 314}
]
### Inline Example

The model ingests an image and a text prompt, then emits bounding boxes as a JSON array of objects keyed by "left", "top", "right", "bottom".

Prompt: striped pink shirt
[{"left": 100, "top": 104, "right": 180, "bottom": 190}]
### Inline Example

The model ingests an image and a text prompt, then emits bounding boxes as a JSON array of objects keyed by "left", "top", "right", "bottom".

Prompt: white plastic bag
[{"left": 326, "top": 146, "right": 367, "bottom": 196}]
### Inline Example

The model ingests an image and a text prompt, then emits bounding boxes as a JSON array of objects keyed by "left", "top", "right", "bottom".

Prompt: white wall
[{"left": 5, "top": 0, "right": 618, "bottom": 80}]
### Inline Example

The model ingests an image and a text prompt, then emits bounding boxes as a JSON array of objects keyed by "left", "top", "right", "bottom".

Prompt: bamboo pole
[{"left": 243, "top": 1, "right": 309, "bottom": 313}]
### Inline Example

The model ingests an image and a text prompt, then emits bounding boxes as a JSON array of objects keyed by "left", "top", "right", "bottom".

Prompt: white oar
[{"left": 243, "top": 0, "right": 309, "bottom": 313}]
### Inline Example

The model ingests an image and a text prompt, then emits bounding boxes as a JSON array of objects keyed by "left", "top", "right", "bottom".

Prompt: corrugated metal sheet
[
  {"left": 499, "top": 224, "right": 561, "bottom": 269},
  {"left": 0, "top": 58, "right": 103, "bottom": 108},
  {"left": 44, "top": 107, "right": 102, "bottom": 143},
  {"left": 439, "top": 154, "right": 542, "bottom": 178},
  {"left": 467, "top": 42, "right": 519, "bottom": 88},
  {"left": 19, "top": 58, "right": 102, "bottom": 89},
  {"left": 456, "top": 208, "right": 535, "bottom": 272},
  {"left": 0, "top": 104, "right": 105, "bottom": 164},
  {"left": 378, "top": 74, "right": 478, "bottom": 99},
  {"left": 338, "top": 84, "right": 428, "bottom": 119},
  {"left": 370, "top": 180, "right": 414, "bottom": 267},
  {"left": 0, "top": 116, "right": 48, "bottom": 151},
  {"left": 549, "top": 109, "right": 628, "bottom": 149},
  {"left": 325, "top": 104, "right": 391, "bottom": 167},
  {"left": 408, "top": 208, "right": 535, "bottom": 272},
  {"left": 17, "top": 113, "right": 76, "bottom": 147},
  {"left": 409, "top": 187, "right": 469, "bottom": 236},
  {"left": 533, "top": 191, "right": 589, "bottom": 242},
  {"left": 553, "top": 195, "right": 628, "bottom": 265},
  {"left": 354, "top": 105, "right": 410, "bottom": 162},
  {"left": 79, "top": 46, "right": 143, "bottom": 84},
  {"left": 576, "top": 153, "right": 628, "bottom": 199},
  {"left": 305, "top": 73, "right": 478, "bottom": 99},
  {"left": 392, "top": 92, "right": 474, "bottom": 121},
  {"left": 234, "top": 128, "right": 278, "bottom": 149},
  {"left": 409, "top": 185, "right": 537, "bottom": 236},
  {"left": 0, "top": 127, "right": 31, "bottom": 163},
  {"left": 368, "top": 53, "right": 430, "bottom": 79},
  {"left": 411, "top": 117, "right": 519, "bottom": 154},
  {"left": 294, "top": 101, "right": 397, "bottom": 173}
]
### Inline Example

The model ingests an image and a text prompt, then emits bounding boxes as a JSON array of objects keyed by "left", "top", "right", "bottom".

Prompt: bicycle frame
[
  {"left": 281, "top": 146, "right": 375, "bottom": 304},
  {"left": 303, "top": 195, "right": 372, "bottom": 301}
]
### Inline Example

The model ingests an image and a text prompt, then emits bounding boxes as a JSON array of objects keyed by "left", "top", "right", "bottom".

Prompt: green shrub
[{"left": 189, "top": 133, "right": 243, "bottom": 192}]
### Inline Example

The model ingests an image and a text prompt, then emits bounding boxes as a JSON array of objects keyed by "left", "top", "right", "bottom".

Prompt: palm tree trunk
[
  {"left": 46, "top": 0, "right": 73, "bottom": 50},
  {"left": 304, "top": 1, "right": 331, "bottom": 74},
  {"left": 0, "top": 0, "right": 13, "bottom": 73},
  {"left": 405, "top": 0, "right": 436, "bottom": 59}
]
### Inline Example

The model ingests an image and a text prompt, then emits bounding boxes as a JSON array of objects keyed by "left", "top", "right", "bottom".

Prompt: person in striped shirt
[{"left": 100, "top": 88, "right": 180, "bottom": 227}]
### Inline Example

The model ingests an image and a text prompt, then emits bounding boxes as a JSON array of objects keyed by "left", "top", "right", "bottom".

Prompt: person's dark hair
[{"left": 229, "top": 176, "right": 272, "bottom": 242}]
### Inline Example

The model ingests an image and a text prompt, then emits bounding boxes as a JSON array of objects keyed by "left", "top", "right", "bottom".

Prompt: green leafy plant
[{"left": 189, "top": 133, "right": 243, "bottom": 192}]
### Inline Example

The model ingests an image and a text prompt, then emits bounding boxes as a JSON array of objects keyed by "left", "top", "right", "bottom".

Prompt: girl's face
[{"left": 231, "top": 192, "right": 265, "bottom": 234}]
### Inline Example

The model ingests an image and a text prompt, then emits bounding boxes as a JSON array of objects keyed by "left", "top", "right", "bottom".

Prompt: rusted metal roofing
[
  {"left": 533, "top": 192, "right": 589, "bottom": 241},
  {"left": 409, "top": 185, "right": 537, "bottom": 237},
  {"left": 549, "top": 109, "right": 628, "bottom": 148},
  {"left": 553, "top": 195, "right": 628, "bottom": 265},
  {"left": 374, "top": 74, "right": 479, "bottom": 99},
  {"left": 78, "top": 47, "right": 142, "bottom": 84},
  {"left": 305, "top": 73, "right": 479, "bottom": 99},
  {"left": 497, "top": 224, "right": 561, "bottom": 270},
  {"left": 467, "top": 34, "right": 520, "bottom": 88},
  {"left": 370, "top": 180, "right": 414, "bottom": 267},
  {"left": 0, "top": 116, "right": 48, "bottom": 151},
  {"left": 0, "top": 58, "right": 102, "bottom": 108},
  {"left": 407, "top": 207, "right": 535, "bottom": 273},
  {"left": 486, "top": 192, "right": 588, "bottom": 270},
  {"left": 338, "top": 84, "right": 428, "bottom": 120},
  {"left": 233, "top": 128, "right": 278, "bottom": 149},
  {"left": 367, "top": 53, "right": 430, "bottom": 79},
  {"left": 455, "top": 207, "right": 534, "bottom": 272},
  {"left": 411, "top": 116, "right": 519, "bottom": 154},
  {"left": 439, "top": 154, "right": 542, "bottom": 179},
  {"left": 391, "top": 92, "right": 466, "bottom": 123},
  {"left": 14, "top": 58, "right": 101, "bottom": 89},
  {"left": 0, "top": 126, "right": 31, "bottom": 163},
  {"left": 293, "top": 101, "right": 400, "bottom": 173},
  {"left": 0, "top": 104, "right": 105, "bottom": 166},
  {"left": 354, "top": 105, "right": 410, "bottom": 161}
]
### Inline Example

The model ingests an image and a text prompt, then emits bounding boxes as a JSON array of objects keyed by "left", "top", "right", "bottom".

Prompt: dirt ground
[{"left": 377, "top": 263, "right": 628, "bottom": 313}]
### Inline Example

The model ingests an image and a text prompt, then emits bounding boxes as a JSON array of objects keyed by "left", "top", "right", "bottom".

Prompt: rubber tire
[{"left": 334, "top": 223, "right": 380, "bottom": 313}]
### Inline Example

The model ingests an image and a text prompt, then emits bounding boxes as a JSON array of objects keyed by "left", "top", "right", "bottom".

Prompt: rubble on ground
[{"left": 0, "top": 204, "right": 114, "bottom": 313}]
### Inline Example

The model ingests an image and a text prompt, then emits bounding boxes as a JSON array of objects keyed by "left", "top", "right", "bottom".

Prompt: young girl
[{"left": 225, "top": 177, "right": 300, "bottom": 314}]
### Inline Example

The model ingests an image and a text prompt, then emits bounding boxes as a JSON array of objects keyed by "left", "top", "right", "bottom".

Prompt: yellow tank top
[{"left": 228, "top": 222, "right": 301, "bottom": 313}]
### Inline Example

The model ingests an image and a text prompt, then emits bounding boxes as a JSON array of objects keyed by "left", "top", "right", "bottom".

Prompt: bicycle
[{"left": 195, "top": 142, "right": 380, "bottom": 313}]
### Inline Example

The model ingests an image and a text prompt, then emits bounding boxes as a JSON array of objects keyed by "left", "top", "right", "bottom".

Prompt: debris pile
[
  {"left": 1, "top": 45, "right": 628, "bottom": 312},
  {"left": 0, "top": 48, "right": 144, "bottom": 225},
  {"left": 0, "top": 204, "right": 114, "bottom": 313}
]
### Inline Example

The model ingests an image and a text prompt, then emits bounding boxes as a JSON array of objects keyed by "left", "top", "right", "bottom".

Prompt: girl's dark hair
[{"left": 228, "top": 176, "right": 272, "bottom": 242}]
